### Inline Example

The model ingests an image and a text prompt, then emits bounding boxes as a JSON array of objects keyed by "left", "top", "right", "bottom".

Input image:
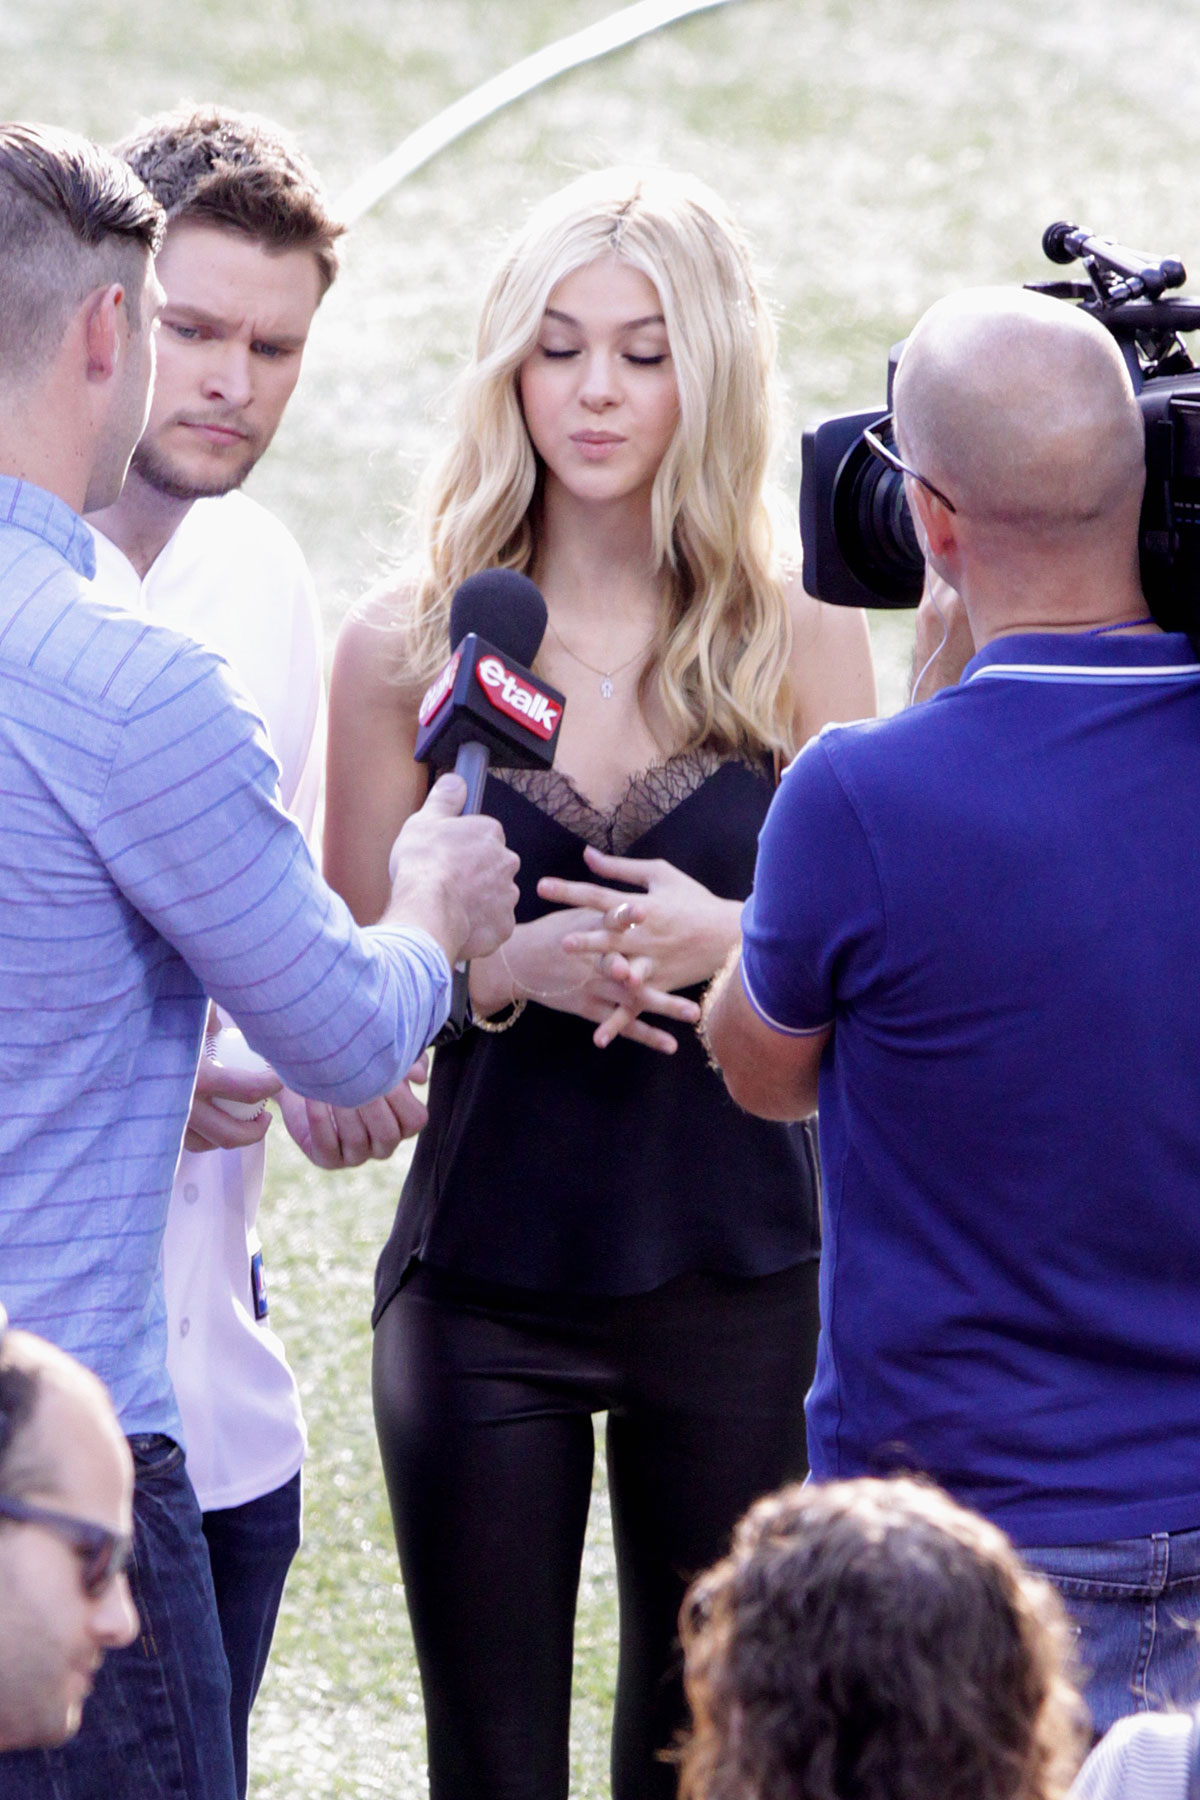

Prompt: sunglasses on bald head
[
  {"left": 862, "top": 412, "right": 958, "bottom": 515},
  {"left": 0, "top": 1493, "right": 132, "bottom": 1597}
]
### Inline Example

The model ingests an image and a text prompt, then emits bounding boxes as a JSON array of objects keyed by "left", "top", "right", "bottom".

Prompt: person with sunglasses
[
  {"left": 0, "top": 1310, "right": 138, "bottom": 1752},
  {"left": 861, "top": 414, "right": 980, "bottom": 703}
]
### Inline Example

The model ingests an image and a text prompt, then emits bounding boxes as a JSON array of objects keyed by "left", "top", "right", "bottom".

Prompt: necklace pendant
[{"left": 600, "top": 675, "right": 614, "bottom": 700}]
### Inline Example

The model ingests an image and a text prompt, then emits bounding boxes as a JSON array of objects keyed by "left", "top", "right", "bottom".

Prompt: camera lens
[
  {"left": 799, "top": 410, "right": 928, "bottom": 609},
  {"left": 831, "top": 438, "right": 925, "bottom": 605}
]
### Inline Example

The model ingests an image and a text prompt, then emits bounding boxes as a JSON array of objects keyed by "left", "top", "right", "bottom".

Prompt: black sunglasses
[
  {"left": 0, "top": 1493, "right": 132, "bottom": 1597},
  {"left": 862, "top": 412, "right": 958, "bottom": 515}
]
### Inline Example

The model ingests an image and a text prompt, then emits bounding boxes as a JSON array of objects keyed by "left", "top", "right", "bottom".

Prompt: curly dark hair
[
  {"left": 114, "top": 105, "right": 344, "bottom": 293},
  {"left": 679, "top": 1478, "right": 1087, "bottom": 1800}
]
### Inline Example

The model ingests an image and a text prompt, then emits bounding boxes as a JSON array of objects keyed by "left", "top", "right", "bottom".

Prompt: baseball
[{"left": 208, "top": 1026, "right": 276, "bottom": 1120}]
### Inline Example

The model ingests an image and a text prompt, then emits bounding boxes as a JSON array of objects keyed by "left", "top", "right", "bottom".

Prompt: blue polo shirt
[{"left": 741, "top": 628, "right": 1200, "bottom": 1546}]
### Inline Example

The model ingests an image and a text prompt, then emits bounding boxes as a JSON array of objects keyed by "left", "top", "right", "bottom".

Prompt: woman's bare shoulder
[
  {"left": 333, "top": 577, "right": 420, "bottom": 699},
  {"left": 781, "top": 564, "right": 878, "bottom": 737},
  {"left": 325, "top": 578, "right": 427, "bottom": 912}
]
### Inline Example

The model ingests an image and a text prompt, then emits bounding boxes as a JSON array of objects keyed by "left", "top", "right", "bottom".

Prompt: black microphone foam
[
  {"left": 449, "top": 569, "right": 548, "bottom": 666},
  {"left": 1042, "top": 221, "right": 1082, "bottom": 266}
]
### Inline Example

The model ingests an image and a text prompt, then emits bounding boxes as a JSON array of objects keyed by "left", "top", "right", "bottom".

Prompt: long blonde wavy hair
[{"left": 398, "top": 166, "right": 797, "bottom": 757}]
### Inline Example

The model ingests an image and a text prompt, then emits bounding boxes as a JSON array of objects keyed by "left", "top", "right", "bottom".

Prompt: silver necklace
[{"left": 546, "top": 616, "right": 656, "bottom": 699}]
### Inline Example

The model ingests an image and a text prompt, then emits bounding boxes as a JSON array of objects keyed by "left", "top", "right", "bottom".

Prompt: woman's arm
[
  {"left": 784, "top": 574, "right": 877, "bottom": 746},
  {"left": 324, "top": 596, "right": 426, "bottom": 927}
]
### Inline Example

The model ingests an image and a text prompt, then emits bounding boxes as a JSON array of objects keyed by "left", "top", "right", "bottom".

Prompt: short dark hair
[
  {"left": 679, "top": 1478, "right": 1087, "bottom": 1800},
  {"left": 0, "top": 1348, "right": 40, "bottom": 1498},
  {"left": 115, "top": 105, "right": 344, "bottom": 294},
  {"left": 0, "top": 122, "right": 164, "bottom": 380}
]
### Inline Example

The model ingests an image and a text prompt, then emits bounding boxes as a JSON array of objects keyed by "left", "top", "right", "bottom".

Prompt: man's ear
[
  {"left": 909, "top": 477, "right": 958, "bottom": 562},
  {"left": 909, "top": 477, "right": 966, "bottom": 597},
  {"left": 82, "top": 283, "right": 125, "bottom": 385}
]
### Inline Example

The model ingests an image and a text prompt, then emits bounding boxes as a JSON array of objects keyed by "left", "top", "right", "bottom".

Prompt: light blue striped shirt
[{"left": 0, "top": 477, "right": 450, "bottom": 1437}]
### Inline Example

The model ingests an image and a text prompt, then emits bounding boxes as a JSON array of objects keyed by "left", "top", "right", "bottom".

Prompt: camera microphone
[
  {"left": 1042, "top": 221, "right": 1085, "bottom": 266},
  {"left": 801, "top": 218, "right": 1200, "bottom": 628},
  {"left": 414, "top": 568, "right": 565, "bottom": 1037},
  {"left": 1041, "top": 221, "right": 1186, "bottom": 299}
]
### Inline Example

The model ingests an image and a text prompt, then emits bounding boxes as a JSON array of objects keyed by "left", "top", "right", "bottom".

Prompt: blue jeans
[
  {"left": 0, "top": 1434, "right": 237, "bottom": 1799},
  {"left": 1024, "top": 1528, "right": 1200, "bottom": 1736},
  {"left": 202, "top": 1472, "right": 302, "bottom": 1800}
]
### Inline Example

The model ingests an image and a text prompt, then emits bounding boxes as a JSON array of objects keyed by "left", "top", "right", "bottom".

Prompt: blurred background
[{"left": 4, "top": 1, "right": 1200, "bottom": 1790}]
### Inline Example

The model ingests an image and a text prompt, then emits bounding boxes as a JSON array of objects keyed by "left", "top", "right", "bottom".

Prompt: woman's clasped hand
[
  {"left": 537, "top": 845, "right": 740, "bottom": 1048},
  {"left": 473, "top": 898, "right": 701, "bottom": 1054}
]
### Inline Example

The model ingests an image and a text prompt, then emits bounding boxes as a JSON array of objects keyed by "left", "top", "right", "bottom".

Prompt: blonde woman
[{"left": 325, "top": 167, "right": 875, "bottom": 1800}]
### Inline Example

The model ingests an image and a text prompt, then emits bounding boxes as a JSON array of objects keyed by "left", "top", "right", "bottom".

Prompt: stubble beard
[{"left": 130, "top": 432, "right": 263, "bottom": 503}]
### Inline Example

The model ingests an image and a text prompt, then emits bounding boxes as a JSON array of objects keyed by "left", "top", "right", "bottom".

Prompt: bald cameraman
[{"left": 706, "top": 286, "right": 1200, "bottom": 1733}]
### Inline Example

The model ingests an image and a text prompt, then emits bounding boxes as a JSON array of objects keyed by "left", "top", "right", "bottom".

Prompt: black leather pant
[{"left": 373, "top": 1259, "right": 820, "bottom": 1800}]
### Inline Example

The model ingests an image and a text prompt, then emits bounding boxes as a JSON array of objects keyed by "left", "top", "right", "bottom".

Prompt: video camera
[{"left": 800, "top": 223, "right": 1200, "bottom": 640}]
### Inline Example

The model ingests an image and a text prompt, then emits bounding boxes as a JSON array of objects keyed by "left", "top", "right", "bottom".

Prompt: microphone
[
  {"left": 1042, "top": 221, "right": 1087, "bottom": 266},
  {"left": 1042, "top": 221, "right": 1186, "bottom": 301},
  {"left": 415, "top": 569, "right": 566, "bottom": 1037}
]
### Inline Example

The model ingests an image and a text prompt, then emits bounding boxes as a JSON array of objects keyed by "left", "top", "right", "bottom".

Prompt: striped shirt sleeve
[
  {"left": 93, "top": 643, "right": 449, "bottom": 1103},
  {"left": 1069, "top": 1710, "right": 1193, "bottom": 1800}
]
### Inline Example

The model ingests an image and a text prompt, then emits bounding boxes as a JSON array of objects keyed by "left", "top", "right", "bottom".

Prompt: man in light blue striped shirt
[{"left": 0, "top": 124, "right": 517, "bottom": 1800}]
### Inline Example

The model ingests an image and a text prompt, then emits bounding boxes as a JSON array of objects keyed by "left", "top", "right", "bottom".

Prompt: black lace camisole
[{"left": 373, "top": 748, "right": 821, "bottom": 1320}]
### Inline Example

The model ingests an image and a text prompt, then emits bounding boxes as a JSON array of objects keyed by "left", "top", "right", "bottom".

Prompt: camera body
[{"left": 800, "top": 224, "right": 1200, "bottom": 639}]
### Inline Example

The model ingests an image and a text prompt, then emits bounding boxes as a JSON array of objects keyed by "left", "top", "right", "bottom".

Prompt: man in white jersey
[{"left": 85, "top": 107, "right": 421, "bottom": 1799}]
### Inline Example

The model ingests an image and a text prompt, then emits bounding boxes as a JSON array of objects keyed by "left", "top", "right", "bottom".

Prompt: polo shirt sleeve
[
  {"left": 92, "top": 643, "right": 449, "bottom": 1104},
  {"left": 740, "top": 729, "right": 886, "bottom": 1035}
]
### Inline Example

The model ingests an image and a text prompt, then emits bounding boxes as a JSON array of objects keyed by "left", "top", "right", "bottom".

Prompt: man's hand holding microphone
[{"left": 383, "top": 767, "right": 520, "bottom": 967}]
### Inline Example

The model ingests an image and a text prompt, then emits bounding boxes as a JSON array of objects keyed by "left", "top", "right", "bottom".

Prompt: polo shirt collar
[
  {"left": 0, "top": 474, "right": 97, "bottom": 579},
  {"left": 963, "top": 628, "right": 1200, "bottom": 684}
]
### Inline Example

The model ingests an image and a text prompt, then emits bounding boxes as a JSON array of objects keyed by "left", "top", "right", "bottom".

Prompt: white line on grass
[{"left": 336, "top": 0, "right": 739, "bottom": 223}]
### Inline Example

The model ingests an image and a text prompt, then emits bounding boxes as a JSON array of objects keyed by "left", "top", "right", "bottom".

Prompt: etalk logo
[
  {"left": 476, "top": 655, "right": 561, "bottom": 740},
  {"left": 418, "top": 650, "right": 461, "bottom": 727}
]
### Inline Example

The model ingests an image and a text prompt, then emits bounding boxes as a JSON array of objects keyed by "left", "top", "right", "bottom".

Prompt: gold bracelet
[{"left": 475, "top": 997, "right": 527, "bottom": 1033}]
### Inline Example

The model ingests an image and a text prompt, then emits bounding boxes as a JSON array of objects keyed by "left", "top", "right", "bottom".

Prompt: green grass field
[{"left": 6, "top": 0, "right": 1200, "bottom": 1789}]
